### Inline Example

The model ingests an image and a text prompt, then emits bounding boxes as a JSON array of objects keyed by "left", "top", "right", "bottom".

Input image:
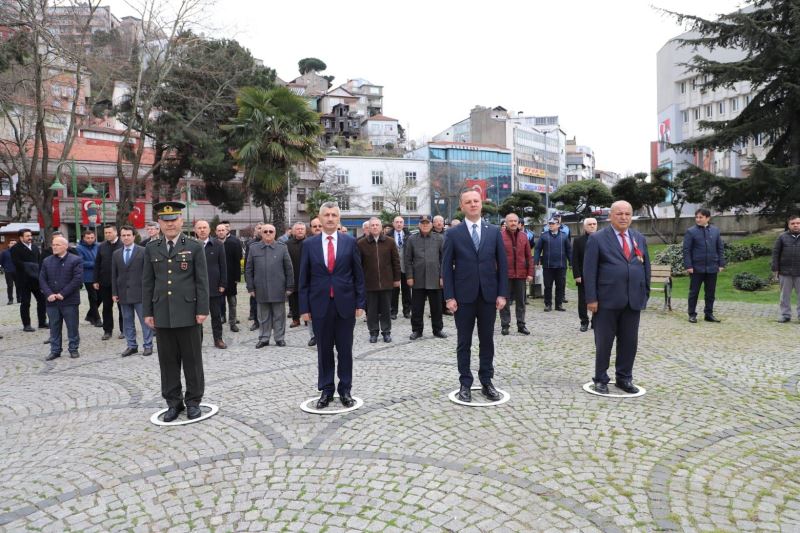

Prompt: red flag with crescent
[
  {"left": 38, "top": 198, "right": 60, "bottom": 228},
  {"left": 128, "top": 202, "right": 146, "bottom": 229},
  {"left": 81, "top": 198, "right": 102, "bottom": 226},
  {"left": 465, "top": 179, "right": 488, "bottom": 201}
]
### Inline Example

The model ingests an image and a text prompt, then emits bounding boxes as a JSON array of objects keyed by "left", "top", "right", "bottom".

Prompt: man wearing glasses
[{"left": 306, "top": 217, "right": 322, "bottom": 346}]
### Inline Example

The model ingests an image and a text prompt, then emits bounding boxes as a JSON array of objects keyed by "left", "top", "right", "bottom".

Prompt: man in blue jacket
[
  {"left": 0, "top": 239, "right": 17, "bottom": 304},
  {"left": 40, "top": 236, "right": 83, "bottom": 361},
  {"left": 534, "top": 218, "right": 572, "bottom": 312},
  {"left": 682, "top": 208, "right": 725, "bottom": 323},
  {"left": 76, "top": 230, "right": 101, "bottom": 327}
]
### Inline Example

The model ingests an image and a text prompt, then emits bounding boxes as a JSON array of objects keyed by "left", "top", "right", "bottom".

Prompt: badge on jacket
[{"left": 181, "top": 262, "right": 188, "bottom": 270}]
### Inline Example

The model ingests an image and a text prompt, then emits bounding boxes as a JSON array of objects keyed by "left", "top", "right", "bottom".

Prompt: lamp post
[
  {"left": 542, "top": 129, "right": 550, "bottom": 212},
  {"left": 49, "top": 160, "right": 98, "bottom": 242}
]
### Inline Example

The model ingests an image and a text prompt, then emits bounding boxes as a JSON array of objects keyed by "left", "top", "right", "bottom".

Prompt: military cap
[{"left": 154, "top": 201, "right": 186, "bottom": 221}]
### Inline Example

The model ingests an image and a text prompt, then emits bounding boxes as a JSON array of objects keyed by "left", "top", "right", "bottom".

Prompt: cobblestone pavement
[{"left": 1, "top": 290, "right": 799, "bottom": 532}]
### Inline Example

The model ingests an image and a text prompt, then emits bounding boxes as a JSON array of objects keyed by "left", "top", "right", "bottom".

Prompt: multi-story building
[
  {"left": 656, "top": 26, "right": 766, "bottom": 215},
  {"left": 361, "top": 114, "right": 399, "bottom": 149},
  {"left": 594, "top": 169, "right": 621, "bottom": 189},
  {"left": 340, "top": 78, "right": 383, "bottom": 118},
  {"left": 407, "top": 141, "right": 512, "bottom": 222},
  {"left": 320, "top": 104, "right": 361, "bottom": 148},
  {"left": 565, "top": 139, "right": 595, "bottom": 183}
]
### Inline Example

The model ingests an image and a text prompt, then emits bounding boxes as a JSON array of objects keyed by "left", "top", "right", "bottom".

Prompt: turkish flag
[
  {"left": 465, "top": 179, "right": 488, "bottom": 200},
  {"left": 128, "top": 202, "right": 145, "bottom": 229},
  {"left": 38, "top": 198, "right": 60, "bottom": 228},
  {"left": 81, "top": 198, "right": 102, "bottom": 226}
]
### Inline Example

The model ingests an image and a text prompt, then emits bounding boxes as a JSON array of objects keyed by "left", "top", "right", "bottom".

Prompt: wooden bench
[{"left": 650, "top": 264, "right": 673, "bottom": 310}]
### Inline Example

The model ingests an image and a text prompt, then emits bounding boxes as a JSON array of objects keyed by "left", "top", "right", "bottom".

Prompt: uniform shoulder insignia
[{"left": 146, "top": 238, "right": 161, "bottom": 247}]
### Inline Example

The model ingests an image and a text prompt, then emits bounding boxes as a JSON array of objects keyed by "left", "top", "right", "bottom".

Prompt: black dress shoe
[
  {"left": 517, "top": 326, "right": 530, "bottom": 335},
  {"left": 580, "top": 323, "right": 589, "bottom": 332},
  {"left": 340, "top": 393, "right": 355, "bottom": 408},
  {"left": 43, "top": 339, "right": 50, "bottom": 344},
  {"left": 382, "top": 333, "right": 392, "bottom": 343},
  {"left": 688, "top": 315, "right": 697, "bottom": 323},
  {"left": 221, "top": 317, "right": 227, "bottom": 324},
  {"left": 390, "top": 313, "right": 397, "bottom": 320},
  {"left": 93, "top": 321, "right": 103, "bottom": 328},
  {"left": 481, "top": 382, "right": 501, "bottom": 401},
  {"left": 255, "top": 340, "right": 269, "bottom": 348},
  {"left": 69, "top": 351, "right": 79, "bottom": 358},
  {"left": 162, "top": 404, "right": 185, "bottom": 422},
  {"left": 39, "top": 323, "right": 49, "bottom": 328},
  {"left": 186, "top": 405, "right": 202, "bottom": 420},
  {"left": 143, "top": 348, "right": 153, "bottom": 356},
  {"left": 23, "top": 326, "right": 35, "bottom": 332},
  {"left": 45, "top": 353, "right": 60, "bottom": 361},
  {"left": 403, "top": 312, "right": 411, "bottom": 319},
  {"left": 544, "top": 306, "right": 552, "bottom": 312},
  {"left": 433, "top": 331, "right": 448, "bottom": 339},
  {"left": 555, "top": 306, "right": 566, "bottom": 312},
  {"left": 230, "top": 324, "right": 240, "bottom": 332},
  {"left": 704, "top": 315, "right": 721, "bottom": 323},
  {"left": 369, "top": 335, "right": 378, "bottom": 343},
  {"left": 249, "top": 322, "right": 259, "bottom": 331},
  {"left": 121, "top": 347, "right": 138, "bottom": 357},
  {"left": 615, "top": 380, "right": 640, "bottom": 394},
  {"left": 457, "top": 385, "right": 472, "bottom": 403},
  {"left": 409, "top": 332, "right": 423, "bottom": 340},
  {"left": 501, "top": 326, "right": 510, "bottom": 336},
  {"left": 315, "top": 393, "right": 333, "bottom": 409},
  {"left": 594, "top": 382, "right": 609, "bottom": 394},
  {"left": 562, "top": 298, "right": 569, "bottom": 304},
  {"left": 275, "top": 340, "right": 286, "bottom": 347},
  {"left": 101, "top": 333, "right": 111, "bottom": 340},
  {"left": 308, "top": 337, "right": 316, "bottom": 347},
  {"left": 779, "top": 316, "right": 791, "bottom": 323}
]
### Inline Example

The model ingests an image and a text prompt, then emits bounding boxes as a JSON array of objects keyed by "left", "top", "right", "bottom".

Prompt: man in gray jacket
[
  {"left": 112, "top": 225, "right": 153, "bottom": 357},
  {"left": 404, "top": 215, "right": 447, "bottom": 340},
  {"left": 246, "top": 224, "right": 294, "bottom": 348},
  {"left": 772, "top": 214, "right": 800, "bottom": 323}
]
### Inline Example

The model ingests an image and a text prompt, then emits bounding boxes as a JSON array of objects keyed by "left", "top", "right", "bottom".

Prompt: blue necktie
[
  {"left": 124, "top": 248, "right": 131, "bottom": 265},
  {"left": 471, "top": 224, "right": 480, "bottom": 251},
  {"left": 397, "top": 232, "right": 403, "bottom": 247}
]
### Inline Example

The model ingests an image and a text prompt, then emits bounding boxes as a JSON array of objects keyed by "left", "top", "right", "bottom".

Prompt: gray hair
[
  {"left": 319, "top": 201, "right": 340, "bottom": 214},
  {"left": 583, "top": 217, "right": 598, "bottom": 227}
]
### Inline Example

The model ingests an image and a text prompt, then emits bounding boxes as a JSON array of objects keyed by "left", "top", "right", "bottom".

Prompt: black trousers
[
  {"left": 688, "top": 272, "right": 718, "bottom": 317},
  {"left": 391, "top": 273, "right": 411, "bottom": 316},
  {"left": 313, "top": 300, "right": 355, "bottom": 395},
  {"left": 454, "top": 295, "right": 496, "bottom": 388},
  {"left": 542, "top": 268, "right": 566, "bottom": 307},
  {"left": 249, "top": 295, "right": 258, "bottom": 322},
  {"left": 366, "top": 290, "right": 392, "bottom": 335},
  {"left": 593, "top": 305, "right": 640, "bottom": 384},
  {"left": 155, "top": 324, "right": 204, "bottom": 408},
  {"left": 18, "top": 281, "right": 46, "bottom": 327},
  {"left": 411, "top": 287, "right": 443, "bottom": 334},
  {"left": 83, "top": 282, "right": 101, "bottom": 322},
  {"left": 209, "top": 295, "right": 223, "bottom": 341},
  {"left": 576, "top": 282, "right": 593, "bottom": 327},
  {"left": 499, "top": 279, "right": 527, "bottom": 328},
  {"left": 98, "top": 284, "right": 123, "bottom": 333},
  {"left": 288, "top": 291, "right": 300, "bottom": 321},
  {"left": 5, "top": 271, "right": 15, "bottom": 302}
]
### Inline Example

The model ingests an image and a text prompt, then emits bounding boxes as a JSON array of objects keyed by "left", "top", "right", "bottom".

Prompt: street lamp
[
  {"left": 49, "top": 160, "right": 98, "bottom": 242},
  {"left": 542, "top": 129, "right": 550, "bottom": 212}
]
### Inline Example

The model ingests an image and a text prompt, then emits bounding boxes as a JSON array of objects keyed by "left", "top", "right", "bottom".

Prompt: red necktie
[
  {"left": 620, "top": 232, "right": 631, "bottom": 260},
  {"left": 327, "top": 236, "right": 335, "bottom": 297}
]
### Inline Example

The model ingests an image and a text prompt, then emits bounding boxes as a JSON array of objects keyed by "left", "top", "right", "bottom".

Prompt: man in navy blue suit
[
  {"left": 299, "top": 202, "right": 366, "bottom": 409},
  {"left": 442, "top": 190, "right": 509, "bottom": 403},
  {"left": 583, "top": 200, "right": 651, "bottom": 395}
]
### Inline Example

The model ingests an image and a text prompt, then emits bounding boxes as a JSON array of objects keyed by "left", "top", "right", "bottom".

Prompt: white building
[
  {"left": 565, "top": 139, "right": 595, "bottom": 183},
  {"left": 361, "top": 115, "right": 399, "bottom": 148},
  {"left": 315, "top": 156, "right": 429, "bottom": 232}
]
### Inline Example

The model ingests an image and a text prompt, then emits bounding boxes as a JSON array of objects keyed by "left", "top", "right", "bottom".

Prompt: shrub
[
  {"left": 732, "top": 272, "right": 768, "bottom": 291},
  {"left": 723, "top": 241, "right": 772, "bottom": 263},
  {"left": 653, "top": 244, "right": 685, "bottom": 275}
]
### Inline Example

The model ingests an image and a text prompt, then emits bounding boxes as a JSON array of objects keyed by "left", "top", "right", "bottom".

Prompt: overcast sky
[{"left": 108, "top": 0, "right": 743, "bottom": 175}]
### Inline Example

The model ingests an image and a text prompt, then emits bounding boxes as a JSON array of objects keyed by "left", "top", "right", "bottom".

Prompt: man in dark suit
[
  {"left": 112, "top": 225, "right": 153, "bottom": 357},
  {"left": 572, "top": 217, "right": 598, "bottom": 332},
  {"left": 195, "top": 220, "right": 227, "bottom": 349},
  {"left": 386, "top": 215, "right": 411, "bottom": 319},
  {"left": 11, "top": 228, "right": 47, "bottom": 331},
  {"left": 583, "top": 200, "right": 651, "bottom": 395},
  {"left": 217, "top": 222, "right": 242, "bottom": 332},
  {"left": 299, "top": 202, "right": 366, "bottom": 409},
  {"left": 683, "top": 208, "right": 725, "bottom": 323},
  {"left": 93, "top": 224, "right": 123, "bottom": 340},
  {"left": 143, "top": 202, "right": 210, "bottom": 422},
  {"left": 442, "top": 190, "right": 509, "bottom": 403}
]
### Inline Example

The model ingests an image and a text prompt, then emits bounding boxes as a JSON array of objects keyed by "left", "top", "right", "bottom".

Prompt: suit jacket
[
  {"left": 94, "top": 239, "right": 122, "bottom": 286},
  {"left": 441, "top": 220, "right": 509, "bottom": 304},
  {"left": 386, "top": 228, "right": 410, "bottom": 274},
  {"left": 10, "top": 242, "right": 41, "bottom": 287},
  {"left": 222, "top": 235, "right": 243, "bottom": 290},
  {"left": 572, "top": 233, "right": 589, "bottom": 280},
  {"left": 39, "top": 253, "right": 83, "bottom": 306},
  {"left": 201, "top": 238, "right": 227, "bottom": 296},
  {"left": 142, "top": 235, "right": 210, "bottom": 328},
  {"left": 583, "top": 226, "right": 651, "bottom": 310},
  {"left": 298, "top": 232, "right": 366, "bottom": 319},
  {"left": 245, "top": 240, "right": 294, "bottom": 303},
  {"left": 111, "top": 245, "right": 146, "bottom": 304}
]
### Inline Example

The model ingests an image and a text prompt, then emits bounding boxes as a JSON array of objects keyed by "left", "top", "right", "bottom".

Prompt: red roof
[
  {"left": 1, "top": 138, "right": 155, "bottom": 165},
  {"left": 363, "top": 114, "right": 398, "bottom": 122}
]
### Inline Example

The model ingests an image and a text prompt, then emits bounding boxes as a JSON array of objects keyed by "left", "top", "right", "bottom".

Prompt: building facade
[{"left": 565, "top": 139, "right": 595, "bottom": 183}]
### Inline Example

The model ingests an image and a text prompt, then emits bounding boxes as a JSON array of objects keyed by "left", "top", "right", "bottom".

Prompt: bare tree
[{"left": 380, "top": 171, "right": 422, "bottom": 217}]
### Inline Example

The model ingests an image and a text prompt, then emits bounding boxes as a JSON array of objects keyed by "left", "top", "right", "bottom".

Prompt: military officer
[{"left": 143, "top": 201, "right": 211, "bottom": 422}]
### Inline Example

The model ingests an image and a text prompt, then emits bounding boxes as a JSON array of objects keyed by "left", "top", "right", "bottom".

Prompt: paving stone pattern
[{"left": 1, "top": 290, "right": 799, "bottom": 532}]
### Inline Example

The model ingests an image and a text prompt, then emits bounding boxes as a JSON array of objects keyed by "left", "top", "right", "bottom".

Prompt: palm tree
[{"left": 224, "top": 86, "right": 322, "bottom": 232}]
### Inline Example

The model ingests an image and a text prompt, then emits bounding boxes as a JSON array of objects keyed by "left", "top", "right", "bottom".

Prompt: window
[
  {"left": 405, "top": 196, "right": 417, "bottom": 211},
  {"left": 680, "top": 81, "right": 686, "bottom": 94},
  {"left": 405, "top": 171, "right": 417, "bottom": 186},
  {"left": 705, "top": 105, "right": 713, "bottom": 118},
  {"left": 731, "top": 98, "right": 739, "bottom": 112},
  {"left": 718, "top": 101, "right": 725, "bottom": 114},
  {"left": 297, "top": 188, "right": 306, "bottom": 204},
  {"left": 693, "top": 108, "right": 700, "bottom": 120},
  {"left": 335, "top": 169, "right": 349, "bottom": 185},
  {"left": 371, "top": 196, "right": 384, "bottom": 212},
  {"left": 692, "top": 78, "right": 698, "bottom": 90},
  {"left": 682, "top": 111, "right": 688, "bottom": 123},
  {"left": 337, "top": 195, "right": 350, "bottom": 211},
  {"left": 745, "top": 95, "right": 752, "bottom": 106},
  {"left": 371, "top": 170, "right": 383, "bottom": 185}
]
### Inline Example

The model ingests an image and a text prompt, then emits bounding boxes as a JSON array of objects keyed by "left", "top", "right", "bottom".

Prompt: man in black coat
[
  {"left": 93, "top": 224, "right": 123, "bottom": 340},
  {"left": 195, "top": 220, "right": 228, "bottom": 349},
  {"left": 217, "top": 222, "right": 242, "bottom": 332},
  {"left": 10, "top": 228, "right": 46, "bottom": 332},
  {"left": 286, "top": 221, "right": 307, "bottom": 328},
  {"left": 571, "top": 217, "right": 598, "bottom": 332}
]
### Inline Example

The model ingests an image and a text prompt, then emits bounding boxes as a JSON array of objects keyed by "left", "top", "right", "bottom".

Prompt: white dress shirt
[
  {"left": 321, "top": 231, "right": 338, "bottom": 265},
  {"left": 465, "top": 216, "right": 482, "bottom": 243}
]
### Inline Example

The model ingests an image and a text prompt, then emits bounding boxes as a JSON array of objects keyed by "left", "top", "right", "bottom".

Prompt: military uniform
[{"left": 143, "top": 228, "right": 210, "bottom": 409}]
